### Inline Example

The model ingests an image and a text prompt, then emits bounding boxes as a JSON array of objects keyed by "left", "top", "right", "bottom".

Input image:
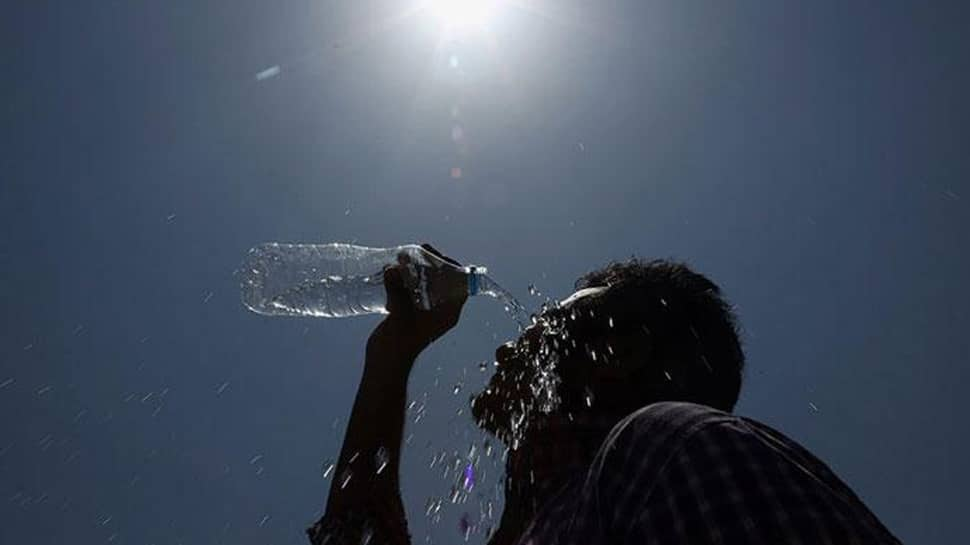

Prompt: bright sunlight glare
[{"left": 425, "top": 0, "right": 500, "bottom": 29}]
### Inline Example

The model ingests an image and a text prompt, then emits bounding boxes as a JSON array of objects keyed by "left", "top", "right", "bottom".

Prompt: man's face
[{"left": 470, "top": 287, "right": 651, "bottom": 443}]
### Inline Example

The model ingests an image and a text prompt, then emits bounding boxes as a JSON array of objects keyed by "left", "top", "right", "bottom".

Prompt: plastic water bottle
[{"left": 240, "top": 243, "right": 518, "bottom": 318}]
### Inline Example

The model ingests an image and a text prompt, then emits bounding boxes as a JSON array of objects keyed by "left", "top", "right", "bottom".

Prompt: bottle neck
[{"left": 465, "top": 266, "right": 488, "bottom": 296}]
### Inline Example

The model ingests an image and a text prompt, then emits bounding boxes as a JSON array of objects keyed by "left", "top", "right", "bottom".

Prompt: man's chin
[{"left": 470, "top": 391, "right": 513, "bottom": 443}]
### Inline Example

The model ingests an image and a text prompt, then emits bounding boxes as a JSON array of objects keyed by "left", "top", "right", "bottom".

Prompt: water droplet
[
  {"left": 700, "top": 354, "right": 713, "bottom": 373},
  {"left": 584, "top": 387, "right": 594, "bottom": 407},
  {"left": 527, "top": 284, "right": 538, "bottom": 296},
  {"left": 809, "top": 402, "right": 819, "bottom": 413},
  {"left": 255, "top": 65, "right": 281, "bottom": 81},
  {"left": 459, "top": 512, "right": 472, "bottom": 538},
  {"left": 425, "top": 497, "right": 442, "bottom": 516},
  {"left": 340, "top": 470, "right": 352, "bottom": 489},
  {"left": 608, "top": 317, "right": 614, "bottom": 328},
  {"left": 322, "top": 462, "right": 335, "bottom": 479},
  {"left": 478, "top": 361, "right": 488, "bottom": 372},
  {"left": 375, "top": 447, "right": 389, "bottom": 474},
  {"left": 452, "top": 383, "right": 462, "bottom": 395}
]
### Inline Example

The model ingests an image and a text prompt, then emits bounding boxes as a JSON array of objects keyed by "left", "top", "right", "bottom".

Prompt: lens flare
[{"left": 426, "top": 0, "right": 499, "bottom": 29}]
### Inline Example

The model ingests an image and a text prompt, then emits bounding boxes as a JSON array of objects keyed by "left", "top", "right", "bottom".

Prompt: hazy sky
[{"left": 2, "top": 1, "right": 968, "bottom": 544}]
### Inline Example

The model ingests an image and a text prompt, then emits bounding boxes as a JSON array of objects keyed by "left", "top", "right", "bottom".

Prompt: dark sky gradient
[{"left": 3, "top": 1, "right": 968, "bottom": 543}]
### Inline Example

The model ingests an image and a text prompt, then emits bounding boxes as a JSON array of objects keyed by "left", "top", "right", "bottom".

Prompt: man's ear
[{"left": 594, "top": 329, "right": 653, "bottom": 379}]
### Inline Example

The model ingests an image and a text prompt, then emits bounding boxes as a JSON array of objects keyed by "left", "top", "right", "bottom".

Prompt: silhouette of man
[{"left": 308, "top": 245, "right": 901, "bottom": 545}]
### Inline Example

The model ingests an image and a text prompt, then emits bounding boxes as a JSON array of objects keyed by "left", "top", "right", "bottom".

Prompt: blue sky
[{"left": 2, "top": 1, "right": 968, "bottom": 543}]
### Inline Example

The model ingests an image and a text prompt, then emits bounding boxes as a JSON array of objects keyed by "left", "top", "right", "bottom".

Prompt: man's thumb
[{"left": 383, "top": 266, "right": 411, "bottom": 315}]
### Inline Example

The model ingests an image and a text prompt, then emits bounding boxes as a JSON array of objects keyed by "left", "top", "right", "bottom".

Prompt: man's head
[{"left": 470, "top": 259, "right": 744, "bottom": 443}]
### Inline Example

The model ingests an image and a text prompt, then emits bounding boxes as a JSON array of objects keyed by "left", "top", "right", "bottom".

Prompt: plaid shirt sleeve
[{"left": 564, "top": 402, "right": 902, "bottom": 545}]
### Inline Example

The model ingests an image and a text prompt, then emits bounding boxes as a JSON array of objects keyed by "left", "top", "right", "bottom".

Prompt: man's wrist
[
  {"left": 364, "top": 320, "right": 427, "bottom": 381},
  {"left": 366, "top": 319, "right": 427, "bottom": 371}
]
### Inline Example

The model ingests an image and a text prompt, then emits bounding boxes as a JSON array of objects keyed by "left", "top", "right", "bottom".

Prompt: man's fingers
[
  {"left": 420, "top": 243, "right": 462, "bottom": 268},
  {"left": 383, "top": 266, "right": 412, "bottom": 315}
]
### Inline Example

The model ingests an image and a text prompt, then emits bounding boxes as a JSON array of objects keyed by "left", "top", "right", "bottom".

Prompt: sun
[{"left": 425, "top": 0, "right": 500, "bottom": 30}]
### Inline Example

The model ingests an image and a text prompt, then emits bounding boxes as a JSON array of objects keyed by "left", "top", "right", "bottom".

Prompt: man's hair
[{"left": 574, "top": 259, "right": 745, "bottom": 412}]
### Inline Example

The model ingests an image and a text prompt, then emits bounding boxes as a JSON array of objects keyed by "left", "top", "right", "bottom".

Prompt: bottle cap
[{"left": 465, "top": 265, "right": 486, "bottom": 296}]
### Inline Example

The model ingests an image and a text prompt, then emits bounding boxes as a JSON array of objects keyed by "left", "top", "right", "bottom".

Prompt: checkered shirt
[{"left": 518, "top": 401, "right": 901, "bottom": 545}]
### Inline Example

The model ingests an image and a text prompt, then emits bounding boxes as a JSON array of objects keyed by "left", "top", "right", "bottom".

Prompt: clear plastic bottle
[{"left": 240, "top": 243, "right": 520, "bottom": 318}]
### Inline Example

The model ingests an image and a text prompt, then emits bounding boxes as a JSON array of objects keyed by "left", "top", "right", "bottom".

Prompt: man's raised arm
[{"left": 308, "top": 247, "right": 468, "bottom": 545}]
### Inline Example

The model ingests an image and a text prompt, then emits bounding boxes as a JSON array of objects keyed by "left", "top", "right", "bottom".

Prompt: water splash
[{"left": 476, "top": 274, "right": 529, "bottom": 327}]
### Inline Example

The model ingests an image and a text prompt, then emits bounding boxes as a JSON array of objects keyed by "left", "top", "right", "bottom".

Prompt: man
[{"left": 308, "top": 245, "right": 901, "bottom": 544}]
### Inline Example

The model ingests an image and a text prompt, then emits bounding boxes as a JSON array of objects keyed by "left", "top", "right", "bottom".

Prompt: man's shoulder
[
  {"left": 628, "top": 400, "right": 731, "bottom": 422},
  {"left": 606, "top": 401, "right": 736, "bottom": 445},
  {"left": 575, "top": 403, "right": 741, "bottom": 534},
  {"left": 586, "top": 402, "right": 737, "bottom": 485},
  {"left": 595, "top": 401, "right": 797, "bottom": 473}
]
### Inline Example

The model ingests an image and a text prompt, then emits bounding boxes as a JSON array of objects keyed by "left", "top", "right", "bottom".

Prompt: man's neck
[
  {"left": 487, "top": 499, "right": 530, "bottom": 545},
  {"left": 486, "top": 413, "right": 620, "bottom": 545}
]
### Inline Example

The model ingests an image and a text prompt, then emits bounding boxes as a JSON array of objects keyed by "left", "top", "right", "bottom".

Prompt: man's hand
[{"left": 371, "top": 244, "right": 469, "bottom": 361}]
